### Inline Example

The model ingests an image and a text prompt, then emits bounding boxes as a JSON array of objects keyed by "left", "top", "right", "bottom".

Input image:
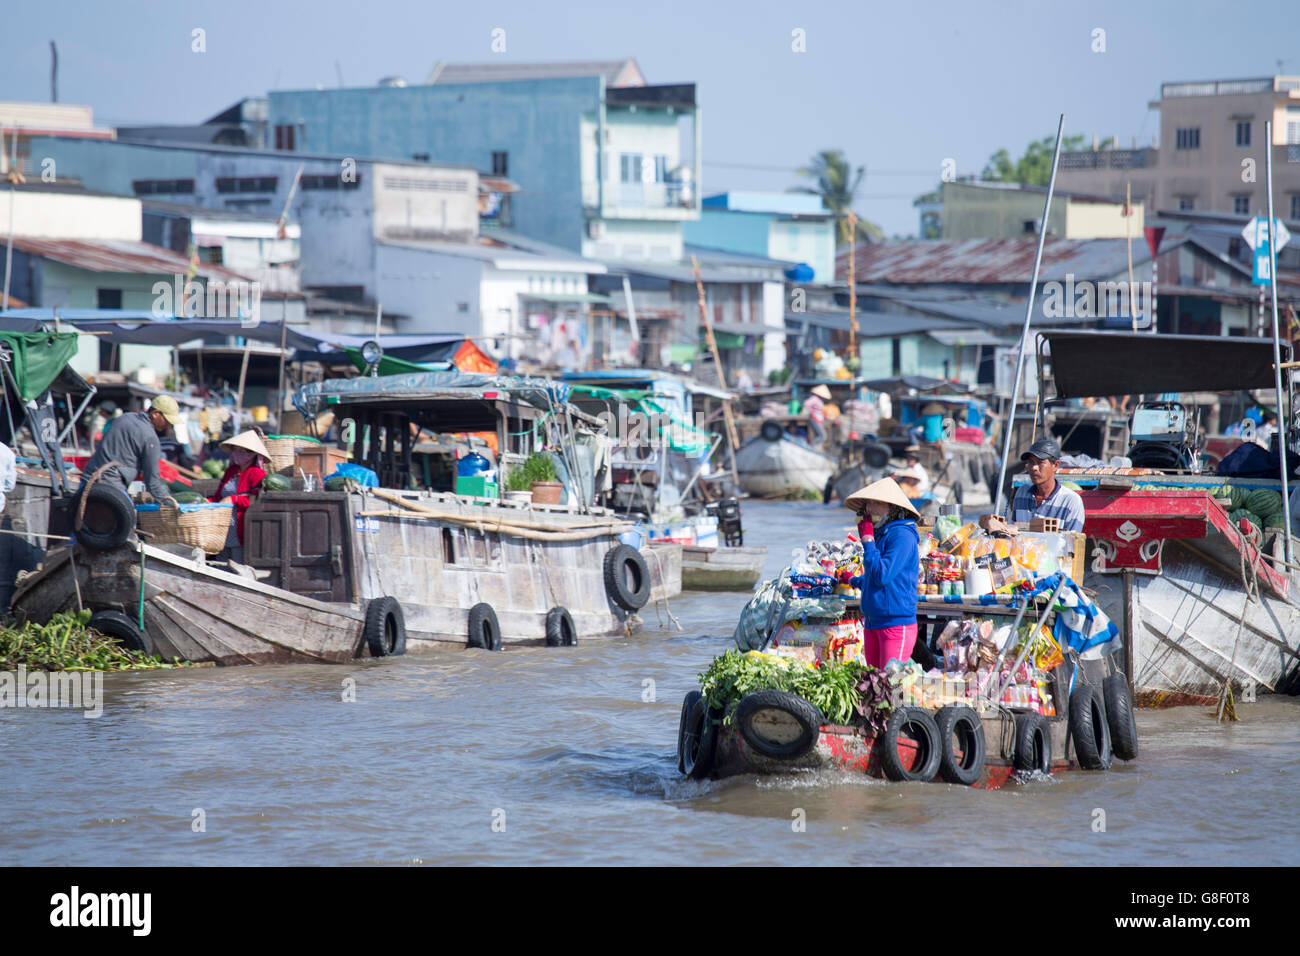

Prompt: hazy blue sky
[{"left": 3, "top": 0, "right": 1296, "bottom": 235}]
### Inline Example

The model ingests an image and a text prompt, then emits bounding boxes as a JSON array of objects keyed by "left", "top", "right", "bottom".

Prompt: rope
[
  {"left": 0, "top": 526, "right": 71, "bottom": 541},
  {"left": 67, "top": 548, "right": 83, "bottom": 612},
  {"left": 1217, "top": 523, "right": 1261, "bottom": 721},
  {"left": 641, "top": 545, "right": 681, "bottom": 632}
]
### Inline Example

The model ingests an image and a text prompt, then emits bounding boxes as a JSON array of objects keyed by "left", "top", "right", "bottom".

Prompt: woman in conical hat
[
  {"left": 209, "top": 429, "right": 272, "bottom": 555},
  {"left": 840, "top": 477, "right": 921, "bottom": 668}
]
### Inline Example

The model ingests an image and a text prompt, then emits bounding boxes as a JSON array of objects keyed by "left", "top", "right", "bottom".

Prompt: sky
[{"left": 2, "top": 0, "right": 1297, "bottom": 236}]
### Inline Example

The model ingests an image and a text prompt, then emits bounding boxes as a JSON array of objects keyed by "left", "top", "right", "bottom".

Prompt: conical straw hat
[
  {"left": 811, "top": 384, "right": 833, "bottom": 400},
  {"left": 843, "top": 477, "right": 920, "bottom": 518},
  {"left": 221, "top": 430, "right": 272, "bottom": 460}
]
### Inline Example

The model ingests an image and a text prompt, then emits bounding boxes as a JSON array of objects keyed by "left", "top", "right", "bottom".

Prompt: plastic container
[
  {"left": 965, "top": 566, "right": 993, "bottom": 596},
  {"left": 458, "top": 452, "right": 494, "bottom": 477}
]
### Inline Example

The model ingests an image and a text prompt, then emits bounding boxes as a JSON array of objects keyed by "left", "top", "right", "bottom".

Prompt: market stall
[{"left": 677, "top": 515, "right": 1138, "bottom": 787}]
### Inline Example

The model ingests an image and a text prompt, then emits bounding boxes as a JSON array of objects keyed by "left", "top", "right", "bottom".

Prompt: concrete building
[
  {"left": 266, "top": 59, "right": 701, "bottom": 263},
  {"left": 1057, "top": 76, "right": 1300, "bottom": 220},
  {"left": 140, "top": 199, "right": 301, "bottom": 293},
  {"left": 24, "top": 136, "right": 478, "bottom": 316},
  {"left": 935, "top": 181, "right": 1144, "bottom": 240},
  {"left": 0, "top": 101, "right": 115, "bottom": 178},
  {"left": 683, "top": 191, "right": 836, "bottom": 283}
]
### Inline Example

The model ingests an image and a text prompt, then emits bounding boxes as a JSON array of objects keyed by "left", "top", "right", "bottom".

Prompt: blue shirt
[
  {"left": 849, "top": 518, "right": 920, "bottom": 629},
  {"left": 1011, "top": 479, "right": 1086, "bottom": 532}
]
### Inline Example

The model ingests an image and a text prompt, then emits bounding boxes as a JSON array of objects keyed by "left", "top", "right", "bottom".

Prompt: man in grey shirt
[{"left": 79, "top": 395, "right": 184, "bottom": 503}]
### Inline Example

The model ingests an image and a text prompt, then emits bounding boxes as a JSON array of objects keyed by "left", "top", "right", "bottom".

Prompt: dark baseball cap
[{"left": 1020, "top": 438, "right": 1061, "bottom": 462}]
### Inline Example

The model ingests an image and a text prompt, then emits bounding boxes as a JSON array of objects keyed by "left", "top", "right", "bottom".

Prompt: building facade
[
  {"left": 937, "top": 181, "right": 1144, "bottom": 240},
  {"left": 683, "top": 191, "right": 835, "bottom": 283}
]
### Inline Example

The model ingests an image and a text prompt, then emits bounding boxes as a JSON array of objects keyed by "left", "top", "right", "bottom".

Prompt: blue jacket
[{"left": 849, "top": 518, "right": 919, "bottom": 629}]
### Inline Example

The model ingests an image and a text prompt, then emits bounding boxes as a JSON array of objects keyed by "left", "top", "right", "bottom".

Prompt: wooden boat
[
  {"left": 11, "top": 369, "right": 683, "bottom": 663},
  {"left": 734, "top": 427, "right": 836, "bottom": 498},
  {"left": 1032, "top": 330, "right": 1300, "bottom": 704},
  {"left": 674, "top": 543, "right": 767, "bottom": 591}
]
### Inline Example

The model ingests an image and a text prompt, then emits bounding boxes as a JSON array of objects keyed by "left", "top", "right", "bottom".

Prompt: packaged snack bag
[{"left": 939, "top": 521, "right": 977, "bottom": 554}]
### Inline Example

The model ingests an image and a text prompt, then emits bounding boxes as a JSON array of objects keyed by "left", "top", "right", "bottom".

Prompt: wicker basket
[
  {"left": 136, "top": 503, "right": 234, "bottom": 554},
  {"left": 265, "top": 434, "right": 320, "bottom": 475}
]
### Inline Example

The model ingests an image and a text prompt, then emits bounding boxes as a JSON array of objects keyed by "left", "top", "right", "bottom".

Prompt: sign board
[{"left": 1241, "top": 216, "right": 1291, "bottom": 251}]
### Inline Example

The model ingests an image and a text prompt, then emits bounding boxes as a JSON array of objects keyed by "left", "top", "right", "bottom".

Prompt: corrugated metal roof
[
  {"left": 838, "top": 237, "right": 1157, "bottom": 285},
  {"left": 12, "top": 237, "right": 250, "bottom": 281},
  {"left": 785, "top": 309, "right": 970, "bottom": 336},
  {"left": 426, "top": 58, "right": 644, "bottom": 87}
]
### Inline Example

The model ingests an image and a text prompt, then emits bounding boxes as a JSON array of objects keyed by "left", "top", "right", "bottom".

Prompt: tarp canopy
[
  {"left": 863, "top": 375, "right": 950, "bottom": 393},
  {"left": 567, "top": 382, "right": 712, "bottom": 455},
  {"left": 294, "top": 370, "right": 572, "bottom": 418},
  {"left": 1041, "top": 331, "right": 1293, "bottom": 399},
  {"left": 0, "top": 331, "right": 82, "bottom": 401}
]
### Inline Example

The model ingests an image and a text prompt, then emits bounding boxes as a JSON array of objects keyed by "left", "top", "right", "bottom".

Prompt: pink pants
[{"left": 863, "top": 623, "right": 918, "bottom": 669}]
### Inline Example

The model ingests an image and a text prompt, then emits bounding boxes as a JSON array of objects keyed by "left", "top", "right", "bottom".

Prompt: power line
[{"left": 703, "top": 159, "right": 934, "bottom": 176}]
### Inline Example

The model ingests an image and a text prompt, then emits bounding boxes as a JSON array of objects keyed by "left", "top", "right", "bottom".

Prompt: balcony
[
  {"left": 1288, "top": 145, "right": 1300, "bottom": 164},
  {"left": 581, "top": 179, "right": 697, "bottom": 219}
]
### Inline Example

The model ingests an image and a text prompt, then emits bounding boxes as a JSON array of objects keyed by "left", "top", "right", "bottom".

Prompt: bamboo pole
[
  {"left": 690, "top": 255, "right": 740, "bottom": 484},
  {"left": 1264, "top": 122, "right": 1293, "bottom": 565},
  {"left": 994, "top": 114, "right": 1066, "bottom": 516}
]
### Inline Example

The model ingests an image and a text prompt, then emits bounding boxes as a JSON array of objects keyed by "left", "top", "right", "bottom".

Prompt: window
[
  {"left": 1292, "top": 195, "right": 1300, "bottom": 221},
  {"left": 1175, "top": 127, "right": 1200, "bottom": 150},
  {"left": 412, "top": 153, "right": 429, "bottom": 162},
  {"left": 491, "top": 151, "right": 508, "bottom": 176},
  {"left": 96, "top": 288, "right": 122, "bottom": 310},
  {"left": 1235, "top": 121, "right": 1251, "bottom": 147},
  {"left": 301, "top": 173, "right": 362, "bottom": 190},
  {"left": 653, "top": 155, "right": 668, "bottom": 183},
  {"left": 274, "top": 124, "right": 296, "bottom": 151},
  {"left": 620, "top": 153, "right": 643, "bottom": 183},
  {"left": 132, "top": 178, "right": 195, "bottom": 195},
  {"left": 1233, "top": 195, "right": 1251, "bottom": 215},
  {"left": 215, "top": 176, "right": 278, "bottom": 194},
  {"left": 1178, "top": 196, "right": 1196, "bottom": 211}
]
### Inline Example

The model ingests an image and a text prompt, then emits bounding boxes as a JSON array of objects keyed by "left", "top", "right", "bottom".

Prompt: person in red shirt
[{"left": 210, "top": 430, "right": 271, "bottom": 551}]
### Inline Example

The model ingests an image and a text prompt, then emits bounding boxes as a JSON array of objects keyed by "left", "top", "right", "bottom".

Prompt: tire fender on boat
[
  {"left": 467, "top": 602, "right": 502, "bottom": 651},
  {"left": 677, "top": 690, "right": 702, "bottom": 774},
  {"left": 1012, "top": 712, "right": 1052, "bottom": 774},
  {"left": 760, "top": 420, "right": 784, "bottom": 443},
  {"left": 75, "top": 485, "right": 136, "bottom": 551},
  {"left": 734, "top": 689, "right": 823, "bottom": 760},
  {"left": 1103, "top": 674, "right": 1139, "bottom": 761},
  {"left": 680, "top": 693, "right": 718, "bottom": 779},
  {"left": 364, "top": 596, "right": 406, "bottom": 657},
  {"left": 880, "top": 706, "right": 942, "bottom": 782},
  {"left": 1069, "top": 684, "right": 1113, "bottom": 770},
  {"left": 545, "top": 606, "right": 577, "bottom": 646},
  {"left": 935, "top": 705, "right": 986, "bottom": 786},
  {"left": 88, "top": 609, "right": 151, "bottom": 654},
  {"left": 603, "top": 545, "right": 650, "bottom": 611}
]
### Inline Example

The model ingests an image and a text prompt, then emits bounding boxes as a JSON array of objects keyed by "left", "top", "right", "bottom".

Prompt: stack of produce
[
  {"left": 1218, "top": 485, "right": 1286, "bottom": 534},
  {"left": 918, "top": 524, "right": 1075, "bottom": 598}
]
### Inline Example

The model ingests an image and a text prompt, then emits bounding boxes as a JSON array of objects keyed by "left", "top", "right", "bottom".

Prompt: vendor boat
[
  {"left": 11, "top": 370, "right": 680, "bottom": 664},
  {"left": 1031, "top": 331, "right": 1300, "bottom": 705},
  {"left": 734, "top": 424, "right": 836, "bottom": 498}
]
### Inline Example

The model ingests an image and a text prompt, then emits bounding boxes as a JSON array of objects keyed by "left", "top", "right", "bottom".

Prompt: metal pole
[
  {"left": 2, "top": 126, "right": 17, "bottom": 311},
  {"left": 994, "top": 114, "right": 1066, "bottom": 516},
  {"left": 1265, "top": 122, "right": 1293, "bottom": 565}
]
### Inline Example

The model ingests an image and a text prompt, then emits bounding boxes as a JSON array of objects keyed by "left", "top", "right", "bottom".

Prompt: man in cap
[
  {"left": 79, "top": 396, "right": 184, "bottom": 505},
  {"left": 999, "top": 437, "right": 1085, "bottom": 533}
]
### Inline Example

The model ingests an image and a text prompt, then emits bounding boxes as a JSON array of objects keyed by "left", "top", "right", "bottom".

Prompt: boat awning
[
  {"left": 1042, "top": 330, "right": 1292, "bottom": 399},
  {"left": 927, "top": 329, "right": 1012, "bottom": 348}
]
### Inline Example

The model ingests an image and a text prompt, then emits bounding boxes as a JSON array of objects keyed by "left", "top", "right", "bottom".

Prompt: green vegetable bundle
[
  {"left": 0, "top": 610, "right": 187, "bottom": 671},
  {"left": 698, "top": 649, "right": 892, "bottom": 727}
]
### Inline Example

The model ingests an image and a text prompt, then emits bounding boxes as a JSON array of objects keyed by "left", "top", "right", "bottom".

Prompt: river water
[{"left": 2, "top": 500, "right": 1296, "bottom": 866}]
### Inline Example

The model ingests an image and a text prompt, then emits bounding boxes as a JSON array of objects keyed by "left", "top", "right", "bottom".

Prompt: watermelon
[
  {"left": 202, "top": 459, "right": 225, "bottom": 478},
  {"left": 1244, "top": 488, "right": 1283, "bottom": 518},
  {"left": 262, "top": 473, "right": 291, "bottom": 492},
  {"left": 173, "top": 491, "right": 207, "bottom": 504}
]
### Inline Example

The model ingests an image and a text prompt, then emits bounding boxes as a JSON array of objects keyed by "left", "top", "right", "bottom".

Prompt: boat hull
[
  {"left": 708, "top": 714, "right": 1078, "bottom": 789},
  {"left": 735, "top": 436, "right": 836, "bottom": 498},
  {"left": 674, "top": 544, "right": 767, "bottom": 591}
]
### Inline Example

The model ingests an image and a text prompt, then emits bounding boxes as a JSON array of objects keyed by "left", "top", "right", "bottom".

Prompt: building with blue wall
[
  {"left": 684, "top": 191, "right": 835, "bottom": 283},
  {"left": 267, "top": 63, "right": 700, "bottom": 264}
]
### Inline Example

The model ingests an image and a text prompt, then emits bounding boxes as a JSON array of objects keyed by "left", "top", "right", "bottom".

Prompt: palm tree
[{"left": 792, "top": 149, "right": 883, "bottom": 243}]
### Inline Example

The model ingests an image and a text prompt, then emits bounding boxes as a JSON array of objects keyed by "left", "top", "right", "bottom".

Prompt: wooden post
[
  {"left": 1124, "top": 182, "right": 1136, "bottom": 333},
  {"left": 1122, "top": 568, "right": 1136, "bottom": 700},
  {"left": 234, "top": 342, "right": 252, "bottom": 425},
  {"left": 691, "top": 255, "right": 740, "bottom": 484}
]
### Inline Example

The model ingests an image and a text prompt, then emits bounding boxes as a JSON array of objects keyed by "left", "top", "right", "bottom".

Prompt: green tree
[
  {"left": 981, "top": 133, "right": 1090, "bottom": 186},
  {"left": 791, "top": 149, "right": 884, "bottom": 243}
]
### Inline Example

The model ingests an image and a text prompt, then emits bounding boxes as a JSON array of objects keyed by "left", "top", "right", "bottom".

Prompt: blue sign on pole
[{"left": 1253, "top": 240, "right": 1272, "bottom": 285}]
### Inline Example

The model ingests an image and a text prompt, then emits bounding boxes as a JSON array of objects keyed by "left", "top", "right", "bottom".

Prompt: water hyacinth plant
[{"left": 0, "top": 609, "right": 188, "bottom": 672}]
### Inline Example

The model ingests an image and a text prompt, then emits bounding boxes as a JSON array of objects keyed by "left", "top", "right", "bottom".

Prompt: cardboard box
[{"left": 295, "top": 446, "right": 350, "bottom": 481}]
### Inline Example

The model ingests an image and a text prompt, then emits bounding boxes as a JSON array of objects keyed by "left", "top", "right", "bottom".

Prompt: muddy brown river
[{"left": 2, "top": 500, "right": 1296, "bottom": 865}]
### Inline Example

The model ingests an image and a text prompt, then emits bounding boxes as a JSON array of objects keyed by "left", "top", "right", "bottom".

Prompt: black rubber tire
[
  {"left": 677, "top": 690, "right": 702, "bottom": 774},
  {"left": 734, "top": 689, "right": 823, "bottom": 760},
  {"left": 936, "top": 705, "right": 987, "bottom": 786},
  {"left": 951, "top": 479, "right": 965, "bottom": 506},
  {"left": 880, "top": 706, "right": 942, "bottom": 782},
  {"left": 467, "top": 602, "right": 502, "bottom": 651},
  {"left": 822, "top": 474, "right": 835, "bottom": 505},
  {"left": 862, "top": 441, "right": 893, "bottom": 470},
  {"left": 545, "top": 606, "right": 576, "bottom": 647},
  {"left": 88, "top": 609, "right": 151, "bottom": 654},
  {"left": 603, "top": 544, "right": 650, "bottom": 611},
  {"left": 1013, "top": 713, "right": 1052, "bottom": 774},
  {"left": 681, "top": 696, "right": 717, "bottom": 780},
  {"left": 1069, "top": 683, "right": 1113, "bottom": 770},
  {"left": 760, "top": 420, "right": 784, "bottom": 442},
  {"left": 364, "top": 596, "right": 406, "bottom": 657},
  {"left": 75, "top": 484, "right": 136, "bottom": 551},
  {"left": 1103, "top": 675, "right": 1138, "bottom": 761}
]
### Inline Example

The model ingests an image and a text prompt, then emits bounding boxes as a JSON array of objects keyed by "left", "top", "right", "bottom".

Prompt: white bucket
[{"left": 965, "top": 566, "right": 994, "bottom": 596}]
